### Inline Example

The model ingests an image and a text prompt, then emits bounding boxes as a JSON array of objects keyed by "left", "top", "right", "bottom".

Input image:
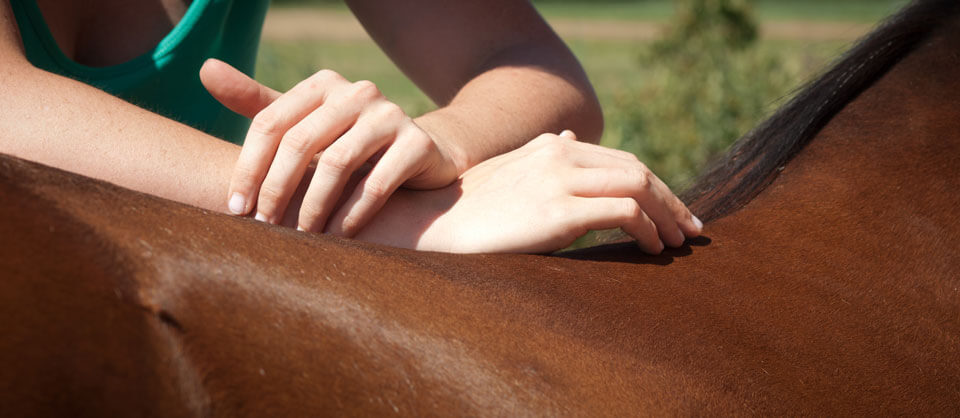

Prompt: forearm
[
  {"left": 347, "top": 0, "right": 604, "bottom": 173},
  {"left": 414, "top": 41, "right": 604, "bottom": 173},
  {"left": 0, "top": 67, "right": 695, "bottom": 255},
  {"left": 1, "top": 66, "right": 237, "bottom": 212},
  {"left": 0, "top": 64, "right": 452, "bottom": 247}
]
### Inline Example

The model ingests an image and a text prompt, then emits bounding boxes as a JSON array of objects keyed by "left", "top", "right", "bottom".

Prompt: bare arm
[
  {"left": 1, "top": 2, "right": 698, "bottom": 253},
  {"left": 212, "top": 0, "right": 606, "bottom": 236},
  {"left": 346, "top": 0, "right": 604, "bottom": 167},
  {"left": 0, "top": 6, "right": 422, "bottom": 245},
  {"left": 0, "top": 1, "right": 235, "bottom": 212}
]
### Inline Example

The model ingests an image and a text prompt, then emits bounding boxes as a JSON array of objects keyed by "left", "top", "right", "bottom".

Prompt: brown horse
[{"left": 1, "top": 0, "right": 959, "bottom": 415}]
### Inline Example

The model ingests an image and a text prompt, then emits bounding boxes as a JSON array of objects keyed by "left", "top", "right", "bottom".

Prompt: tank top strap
[{"left": 10, "top": 0, "right": 271, "bottom": 144}]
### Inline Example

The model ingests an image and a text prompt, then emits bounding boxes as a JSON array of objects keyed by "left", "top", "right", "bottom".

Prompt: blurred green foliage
[
  {"left": 256, "top": 0, "right": 851, "bottom": 191},
  {"left": 255, "top": 0, "right": 900, "bottom": 249},
  {"left": 612, "top": 0, "right": 799, "bottom": 190},
  {"left": 270, "top": 0, "right": 908, "bottom": 23}
]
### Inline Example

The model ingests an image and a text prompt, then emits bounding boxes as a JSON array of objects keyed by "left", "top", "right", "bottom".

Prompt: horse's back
[
  {"left": 0, "top": 157, "right": 210, "bottom": 417},
  {"left": 2, "top": 141, "right": 958, "bottom": 415},
  {"left": 2, "top": 2, "right": 960, "bottom": 415}
]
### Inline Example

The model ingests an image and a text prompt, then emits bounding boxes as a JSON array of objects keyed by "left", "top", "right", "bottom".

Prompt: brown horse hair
[{"left": 681, "top": 0, "right": 960, "bottom": 222}]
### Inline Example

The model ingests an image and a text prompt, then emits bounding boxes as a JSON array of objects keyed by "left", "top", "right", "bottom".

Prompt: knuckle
[
  {"left": 363, "top": 176, "right": 391, "bottom": 200},
  {"left": 281, "top": 127, "right": 316, "bottom": 156},
  {"left": 348, "top": 122, "right": 377, "bottom": 145},
  {"left": 536, "top": 132, "right": 558, "bottom": 142},
  {"left": 630, "top": 167, "right": 651, "bottom": 191},
  {"left": 539, "top": 140, "right": 570, "bottom": 160},
  {"left": 339, "top": 216, "right": 362, "bottom": 237},
  {"left": 674, "top": 199, "right": 694, "bottom": 220},
  {"left": 351, "top": 80, "right": 381, "bottom": 98},
  {"left": 250, "top": 109, "right": 284, "bottom": 135},
  {"left": 232, "top": 164, "right": 261, "bottom": 184},
  {"left": 257, "top": 183, "right": 285, "bottom": 207},
  {"left": 530, "top": 133, "right": 558, "bottom": 147},
  {"left": 621, "top": 199, "right": 643, "bottom": 220},
  {"left": 311, "top": 69, "right": 344, "bottom": 85},
  {"left": 297, "top": 205, "right": 323, "bottom": 230},
  {"left": 373, "top": 102, "right": 405, "bottom": 123},
  {"left": 618, "top": 150, "right": 640, "bottom": 162},
  {"left": 318, "top": 147, "right": 354, "bottom": 172},
  {"left": 409, "top": 130, "right": 435, "bottom": 150},
  {"left": 353, "top": 79, "right": 376, "bottom": 90}
]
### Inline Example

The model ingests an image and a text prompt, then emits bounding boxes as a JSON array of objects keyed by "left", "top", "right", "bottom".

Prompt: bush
[{"left": 614, "top": 0, "right": 798, "bottom": 190}]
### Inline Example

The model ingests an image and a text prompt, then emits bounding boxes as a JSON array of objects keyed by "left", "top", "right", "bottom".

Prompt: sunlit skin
[
  {"left": 0, "top": 0, "right": 701, "bottom": 253},
  {"left": 2, "top": 2, "right": 958, "bottom": 413}
]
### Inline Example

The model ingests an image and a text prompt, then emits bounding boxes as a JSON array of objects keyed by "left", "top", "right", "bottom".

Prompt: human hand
[
  {"left": 199, "top": 59, "right": 460, "bottom": 236},
  {"left": 412, "top": 131, "right": 702, "bottom": 253}
]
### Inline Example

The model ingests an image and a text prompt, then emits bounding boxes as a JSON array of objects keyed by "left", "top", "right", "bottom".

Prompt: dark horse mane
[{"left": 681, "top": 0, "right": 960, "bottom": 222}]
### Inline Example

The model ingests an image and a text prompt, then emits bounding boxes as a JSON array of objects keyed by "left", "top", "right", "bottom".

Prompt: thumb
[{"left": 200, "top": 58, "right": 281, "bottom": 119}]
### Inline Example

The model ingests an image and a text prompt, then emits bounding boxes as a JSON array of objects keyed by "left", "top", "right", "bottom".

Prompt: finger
[
  {"left": 255, "top": 94, "right": 373, "bottom": 223},
  {"left": 565, "top": 167, "right": 688, "bottom": 247},
  {"left": 296, "top": 116, "right": 397, "bottom": 232},
  {"left": 690, "top": 214, "right": 704, "bottom": 236},
  {"left": 567, "top": 197, "right": 663, "bottom": 254},
  {"left": 524, "top": 136, "right": 694, "bottom": 244},
  {"left": 228, "top": 70, "right": 348, "bottom": 216},
  {"left": 559, "top": 130, "right": 577, "bottom": 140},
  {"left": 573, "top": 143, "right": 646, "bottom": 165},
  {"left": 199, "top": 58, "right": 281, "bottom": 118},
  {"left": 650, "top": 174, "right": 703, "bottom": 239},
  {"left": 533, "top": 135, "right": 642, "bottom": 166},
  {"left": 559, "top": 146, "right": 702, "bottom": 238},
  {"left": 326, "top": 130, "right": 432, "bottom": 237}
]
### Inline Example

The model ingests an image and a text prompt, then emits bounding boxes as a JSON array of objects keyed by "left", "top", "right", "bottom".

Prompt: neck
[
  {"left": 682, "top": 0, "right": 960, "bottom": 223},
  {"left": 705, "top": 12, "right": 960, "bottom": 262}
]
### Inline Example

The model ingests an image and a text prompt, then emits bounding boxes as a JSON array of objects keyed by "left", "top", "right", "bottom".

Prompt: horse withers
[{"left": 1, "top": 0, "right": 958, "bottom": 415}]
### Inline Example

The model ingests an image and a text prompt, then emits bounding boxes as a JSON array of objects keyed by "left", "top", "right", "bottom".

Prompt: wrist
[
  {"left": 413, "top": 113, "right": 472, "bottom": 176},
  {"left": 352, "top": 185, "right": 460, "bottom": 252}
]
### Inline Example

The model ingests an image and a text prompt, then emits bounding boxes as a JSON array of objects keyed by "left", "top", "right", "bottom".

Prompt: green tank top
[{"left": 10, "top": 0, "right": 270, "bottom": 144}]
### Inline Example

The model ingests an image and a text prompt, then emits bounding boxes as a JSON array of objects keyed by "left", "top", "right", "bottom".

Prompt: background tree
[{"left": 617, "top": 0, "right": 795, "bottom": 190}]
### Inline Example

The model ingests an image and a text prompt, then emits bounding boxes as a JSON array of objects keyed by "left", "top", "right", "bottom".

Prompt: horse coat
[{"left": 1, "top": 0, "right": 958, "bottom": 415}]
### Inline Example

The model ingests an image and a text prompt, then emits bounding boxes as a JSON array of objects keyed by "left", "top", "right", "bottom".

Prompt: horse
[{"left": 1, "top": 0, "right": 958, "bottom": 415}]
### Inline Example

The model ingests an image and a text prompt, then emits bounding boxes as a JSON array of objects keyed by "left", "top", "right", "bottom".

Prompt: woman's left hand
[
  {"left": 200, "top": 59, "right": 461, "bottom": 236},
  {"left": 362, "top": 131, "right": 703, "bottom": 254}
]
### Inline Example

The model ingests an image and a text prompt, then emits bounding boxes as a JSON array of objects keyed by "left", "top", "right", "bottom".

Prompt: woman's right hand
[
  {"left": 404, "top": 131, "right": 703, "bottom": 254},
  {"left": 200, "top": 59, "right": 461, "bottom": 237}
]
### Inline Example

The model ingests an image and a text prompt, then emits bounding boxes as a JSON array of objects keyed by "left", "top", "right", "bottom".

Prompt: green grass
[
  {"left": 271, "top": 0, "right": 911, "bottom": 23},
  {"left": 254, "top": 1, "right": 895, "bottom": 186},
  {"left": 257, "top": 37, "right": 849, "bottom": 166},
  {"left": 255, "top": 0, "right": 899, "bottom": 249},
  {"left": 256, "top": 40, "right": 435, "bottom": 117},
  {"left": 256, "top": 0, "right": 904, "bottom": 120},
  {"left": 533, "top": 0, "right": 909, "bottom": 22},
  {"left": 582, "top": 38, "right": 848, "bottom": 181}
]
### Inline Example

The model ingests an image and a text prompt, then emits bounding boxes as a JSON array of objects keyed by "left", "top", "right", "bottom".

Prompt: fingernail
[
  {"left": 297, "top": 226, "right": 305, "bottom": 232},
  {"left": 692, "top": 215, "right": 704, "bottom": 231},
  {"left": 559, "top": 130, "right": 575, "bottom": 138},
  {"left": 657, "top": 240, "right": 665, "bottom": 253},
  {"left": 255, "top": 212, "right": 267, "bottom": 223},
  {"left": 228, "top": 193, "right": 246, "bottom": 215}
]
